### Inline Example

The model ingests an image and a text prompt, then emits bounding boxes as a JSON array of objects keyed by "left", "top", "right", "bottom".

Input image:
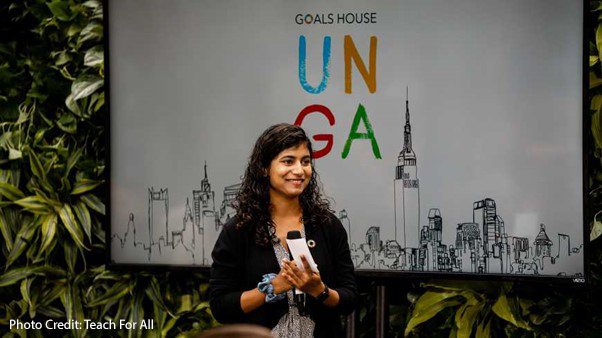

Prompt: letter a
[
  {"left": 298, "top": 35, "right": 331, "bottom": 94},
  {"left": 342, "top": 104, "right": 382, "bottom": 159},
  {"left": 344, "top": 35, "right": 377, "bottom": 93}
]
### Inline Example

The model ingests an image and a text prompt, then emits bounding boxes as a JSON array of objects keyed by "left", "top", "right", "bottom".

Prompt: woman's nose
[{"left": 291, "top": 162, "right": 304, "bottom": 174}]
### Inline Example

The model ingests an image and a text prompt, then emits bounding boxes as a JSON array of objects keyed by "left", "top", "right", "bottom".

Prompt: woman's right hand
[{"left": 271, "top": 268, "right": 293, "bottom": 295}]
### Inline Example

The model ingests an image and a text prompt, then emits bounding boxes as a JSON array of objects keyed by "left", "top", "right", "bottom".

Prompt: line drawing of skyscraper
[
  {"left": 557, "top": 233, "right": 570, "bottom": 258},
  {"left": 425, "top": 208, "right": 443, "bottom": 271},
  {"left": 534, "top": 224, "right": 553, "bottom": 257},
  {"left": 394, "top": 88, "right": 420, "bottom": 249},
  {"left": 338, "top": 209, "right": 352, "bottom": 246},
  {"left": 472, "top": 198, "right": 510, "bottom": 273},
  {"left": 148, "top": 187, "right": 168, "bottom": 247},
  {"left": 171, "top": 198, "right": 195, "bottom": 252},
  {"left": 192, "top": 162, "right": 216, "bottom": 263},
  {"left": 219, "top": 183, "right": 241, "bottom": 226}
]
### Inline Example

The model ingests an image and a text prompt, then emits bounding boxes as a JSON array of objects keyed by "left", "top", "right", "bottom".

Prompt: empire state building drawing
[{"left": 394, "top": 89, "right": 420, "bottom": 249}]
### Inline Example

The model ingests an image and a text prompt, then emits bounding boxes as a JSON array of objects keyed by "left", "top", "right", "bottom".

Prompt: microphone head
[{"left": 287, "top": 230, "right": 302, "bottom": 240}]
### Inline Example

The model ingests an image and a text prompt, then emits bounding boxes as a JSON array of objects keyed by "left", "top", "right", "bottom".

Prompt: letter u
[{"left": 298, "top": 35, "right": 331, "bottom": 94}]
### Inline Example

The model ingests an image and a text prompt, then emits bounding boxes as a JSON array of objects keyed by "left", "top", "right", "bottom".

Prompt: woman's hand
[
  {"left": 282, "top": 255, "right": 325, "bottom": 297},
  {"left": 272, "top": 268, "right": 293, "bottom": 295}
]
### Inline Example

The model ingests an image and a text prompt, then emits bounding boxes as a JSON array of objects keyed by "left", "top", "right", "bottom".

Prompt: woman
[{"left": 209, "top": 123, "right": 358, "bottom": 337}]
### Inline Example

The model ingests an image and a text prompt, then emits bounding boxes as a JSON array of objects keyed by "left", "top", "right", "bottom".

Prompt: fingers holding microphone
[
  {"left": 271, "top": 268, "right": 293, "bottom": 295},
  {"left": 282, "top": 255, "right": 323, "bottom": 295}
]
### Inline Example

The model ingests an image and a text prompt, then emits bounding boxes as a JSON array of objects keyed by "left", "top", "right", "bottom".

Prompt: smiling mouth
[{"left": 286, "top": 179, "right": 305, "bottom": 184}]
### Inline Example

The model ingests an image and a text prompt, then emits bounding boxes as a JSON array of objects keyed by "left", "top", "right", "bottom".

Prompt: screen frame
[{"left": 102, "top": 0, "right": 590, "bottom": 285}]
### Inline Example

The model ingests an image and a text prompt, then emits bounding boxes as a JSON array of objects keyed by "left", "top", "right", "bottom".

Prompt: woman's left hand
[{"left": 282, "top": 255, "right": 325, "bottom": 297}]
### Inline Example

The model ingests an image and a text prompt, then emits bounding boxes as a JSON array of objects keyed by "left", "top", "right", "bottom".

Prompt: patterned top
[{"left": 271, "top": 227, "right": 316, "bottom": 338}]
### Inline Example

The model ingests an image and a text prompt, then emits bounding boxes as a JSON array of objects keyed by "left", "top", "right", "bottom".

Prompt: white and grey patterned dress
[{"left": 271, "top": 227, "right": 316, "bottom": 338}]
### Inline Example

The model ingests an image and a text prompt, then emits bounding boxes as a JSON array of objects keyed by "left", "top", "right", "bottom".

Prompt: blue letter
[{"left": 298, "top": 35, "right": 331, "bottom": 94}]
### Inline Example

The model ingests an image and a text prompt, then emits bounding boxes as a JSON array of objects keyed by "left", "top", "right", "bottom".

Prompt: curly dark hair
[{"left": 233, "top": 123, "right": 332, "bottom": 246}]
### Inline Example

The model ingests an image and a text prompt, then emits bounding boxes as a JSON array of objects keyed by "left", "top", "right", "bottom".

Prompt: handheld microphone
[
  {"left": 286, "top": 231, "right": 304, "bottom": 296},
  {"left": 287, "top": 230, "right": 306, "bottom": 315}
]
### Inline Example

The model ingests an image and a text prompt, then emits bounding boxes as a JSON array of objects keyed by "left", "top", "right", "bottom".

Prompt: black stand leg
[
  {"left": 346, "top": 310, "right": 358, "bottom": 338},
  {"left": 375, "top": 285, "right": 388, "bottom": 338}
]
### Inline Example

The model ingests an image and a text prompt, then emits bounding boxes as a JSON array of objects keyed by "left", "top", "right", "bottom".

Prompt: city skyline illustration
[{"left": 111, "top": 95, "right": 583, "bottom": 276}]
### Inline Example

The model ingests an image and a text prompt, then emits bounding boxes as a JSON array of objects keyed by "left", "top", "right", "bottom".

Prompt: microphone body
[{"left": 287, "top": 230, "right": 307, "bottom": 315}]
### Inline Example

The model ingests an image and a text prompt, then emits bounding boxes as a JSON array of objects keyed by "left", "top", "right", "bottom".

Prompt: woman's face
[{"left": 267, "top": 142, "right": 312, "bottom": 200}]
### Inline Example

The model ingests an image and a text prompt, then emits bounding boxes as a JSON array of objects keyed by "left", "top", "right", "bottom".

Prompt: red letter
[{"left": 294, "top": 104, "right": 335, "bottom": 159}]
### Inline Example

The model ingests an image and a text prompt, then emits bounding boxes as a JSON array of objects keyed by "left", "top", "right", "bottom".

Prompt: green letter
[{"left": 342, "top": 104, "right": 381, "bottom": 159}]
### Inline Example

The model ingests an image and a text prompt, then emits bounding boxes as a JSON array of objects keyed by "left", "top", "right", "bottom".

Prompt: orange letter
[{"left": 344, "top": 35, "right": 377, "bottom": 94}]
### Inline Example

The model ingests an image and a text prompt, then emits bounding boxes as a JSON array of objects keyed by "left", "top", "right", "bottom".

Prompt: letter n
[{"left": 344, "top": 35, "right": 377, "bottom": 93}]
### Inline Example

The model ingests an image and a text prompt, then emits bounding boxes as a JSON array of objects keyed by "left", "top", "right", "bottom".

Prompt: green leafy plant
[
  {"left": 0, "top": 1, "right": 217, "bottom": 337},
  {"left": 402, "top": 281, "right": 583, "bottom": 338}
]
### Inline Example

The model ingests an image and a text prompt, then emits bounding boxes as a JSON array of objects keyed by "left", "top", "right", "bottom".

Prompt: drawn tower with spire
[
  {"left": 394, "top": 88, "right": 421, "bottom": 249},
  {"left": 192, "top": 161, "right": 216, "bottom": 263}
]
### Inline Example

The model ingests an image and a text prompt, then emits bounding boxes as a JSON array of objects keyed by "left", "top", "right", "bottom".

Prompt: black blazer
[{"left": 208, "top": 213, "right": 358, "bottom": 337}]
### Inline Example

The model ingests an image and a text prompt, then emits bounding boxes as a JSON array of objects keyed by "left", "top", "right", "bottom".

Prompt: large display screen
[{"left": 107, "top": 0, "right": 586, "bottom": 281}]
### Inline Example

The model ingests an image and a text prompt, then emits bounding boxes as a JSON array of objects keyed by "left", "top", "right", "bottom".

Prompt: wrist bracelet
[
  {"left": 257, "top": 273, "right": 285, "bottom": 303},
  {"left": 314, "top": 284, "right": 330, "bottom": 303}
]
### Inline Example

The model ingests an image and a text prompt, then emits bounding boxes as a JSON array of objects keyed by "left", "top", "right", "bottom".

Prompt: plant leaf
[
  {"left": 0, "top": 181, "right": 25, "bottom": 201},
  {"left": 89, "top": 92, "right": 104, "bottom": 115},
  {"left": 78, "top": 22, "right": 103, "bottom": 45},
  {"left": 161, "top": 317, "right": 179, "bottom": 337},
  {"left": 592, "top": 220, "right": 602, "bottom": 241},
  {"left": 592, "top": 95, "right": 602, "bottom": 152},
  {"left": 41, "top": 213, "right": 58, "bottom": 253},
  {"left": 69, "top": 284, "right": 86, "bottom": 338},
  {"left": 71, "top": 178, "right": 102, "bottom": 195},
  {"left": 145, "top": 276, "right": 175, "bottom": 318},
  {"left": 177, "top": 294, "right": 192, "bottom": 314},
  {"left": 73, "top": 201, "right": 92, "bottom": 241},
  {"left": 6, "top": 217, "right": 38, "bottom": 268},
  {"left": 64, "top": 147, "right": 83, "bottom": 180},
  {"left": 492, "top": 293, "right": 531, "bottom": 331},
  {"left": 14, "top": 196, "right": 51, "bottom": 214},
  {"left": 405, "top": 290, "right": 463, "bottom": 336},
  {"left": 455, "top": 302, "right": 483, "bottom": 338},
  {"left": 58, "top": 204, "right": 86, "bottom": 249},
  {"left": 72, "top": 75, "right": 103, "bottom": 101},
  {"left": 54, "top": 50, "right": 71, "bottom": 66},
  {"left": 38, "top": 305, "right": 66, "bottom": 318},
  {"left": 39, "top": 282, "right": 67, "bottom": 309},
  {"left": 64, "top": 240, "right": 78, "bottom": 274},
  {"left": 81, "top": 193, "right": 105, "bottom": 215},
  {"left": 591, "top": 71, "right": 602, "bottom": 90},
  {"left": 8, "top": 148, "right": 22, "bottom": 160},
  {"left": 28, "top": 150, "right": 47, "bottom": 182},
  {"left": 129, "top": 287, "right": 145, "bottom": 338},
  {"left": 0, "top": 266, "right": 46, "bottom": 288},
  {"left": 84, "top": 45, "right": 103, "bottom": 67},
  {"left": 20, "top": 278, "right": 32, "bottom": 309},
  {"left": 475, "top": 317, "right": 491, "bottom": 338},
  {"left": 0, "top": 209, "right": 14, "bottom": 252},
  {"left": 47, "top": 1, "right": 74, "bottom": 21},
  {"left": 57, "top": 112, "right": 77, "bottom": 134},
  {"left": 87, "top": 281, "right": 132, "bottom": 307},
  {"left": 597, "top": 23, "right": 602, "bottom": 63},
  {"left": 83, "top": 0, "right": 101, "bottom": 9},
  {"left": 60, "top": 284, "right": 73, "bottom": 323},
  {"left": 65, "top": 93, "right": 82, "bottom": 116}
]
